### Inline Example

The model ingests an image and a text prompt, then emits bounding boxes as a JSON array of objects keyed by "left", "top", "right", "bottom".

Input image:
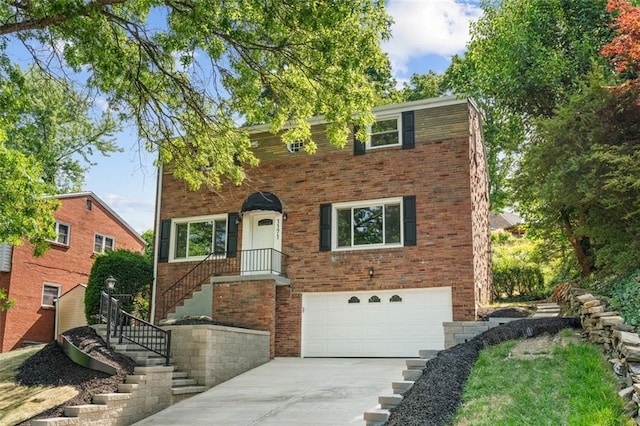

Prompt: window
[
  {"left": 368, "top": 116, "right": 400, "bottom": 149},
  {"left": 334, "top": 198, "right": 402, "bottom": 250},
  {"left": 86, "top": 200, "right": 92, "bottom": 210},
  {"left": 287, "top": 140, "right": 305, "bottom": 153},
  {"left": 94, "top": 234, "right": 115, "bottom": 253},
  {"left": 42, "top": 284, "right": 60, "bottom": 307},
  {"left": 49, "top": 222, "right": 70, "bottom": 245},
  {"left": 172, "top": 215, "right": 227, "bottom": 261}
]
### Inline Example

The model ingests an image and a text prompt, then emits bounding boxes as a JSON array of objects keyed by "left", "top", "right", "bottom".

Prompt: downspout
[{"left": 150, "top": 160, "right": 163, "bottom": 324}]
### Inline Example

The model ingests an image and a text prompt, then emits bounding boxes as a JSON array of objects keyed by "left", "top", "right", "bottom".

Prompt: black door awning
[{"left": 241, "top": 192, "right": 283, "bottom": 213}]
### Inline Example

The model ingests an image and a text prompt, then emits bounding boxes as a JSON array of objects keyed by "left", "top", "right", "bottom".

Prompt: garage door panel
[{"left": 302, "top": 287, "right": 452, "bottom": 357}]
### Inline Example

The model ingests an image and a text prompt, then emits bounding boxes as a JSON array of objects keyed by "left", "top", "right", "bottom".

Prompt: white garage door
[{"left": 302, "top": 287, "right": 452, "bottom": 357}]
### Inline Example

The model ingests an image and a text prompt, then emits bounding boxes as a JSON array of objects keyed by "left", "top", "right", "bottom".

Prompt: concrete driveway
[{"left": 133, "top": 358, "right": 407, "bottom": 425}]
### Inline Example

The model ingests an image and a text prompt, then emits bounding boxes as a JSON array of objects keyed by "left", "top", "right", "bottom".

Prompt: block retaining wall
[
  {"left": 33, "top": 325, "right": 269, "bottom": 425},
  {"left": 443, "top": 317, "right": 521, "bottom": 348}
]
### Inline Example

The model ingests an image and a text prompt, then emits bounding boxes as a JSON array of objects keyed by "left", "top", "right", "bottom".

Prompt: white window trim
[
  {"left": 286, "top": 140, "right": 305, "bottom": 153},
  {"left": 169, "top": 214, "right": 228, "bottom": 263},
  {"left": 366, "top": 114, "right": 402, "bottom": 150},
  {"left": 332, "top": 197, "right": 403, "bottom": 251},
  {"left": 48, "top": 221, "right": 71, "bottom": 246},
  {"left": 94, "top": 233, "right": 115, "bottom": 254},
  {"left": 42, "top": 283, "right": 60, "bottom": 307}
]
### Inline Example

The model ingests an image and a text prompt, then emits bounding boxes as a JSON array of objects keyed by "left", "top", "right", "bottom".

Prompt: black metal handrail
[
  {"left": 162, "top": 248, "right": 288, "bottom": 318},
  {"left": 117, "top": 310, "right": 172, "bottom": 365}
]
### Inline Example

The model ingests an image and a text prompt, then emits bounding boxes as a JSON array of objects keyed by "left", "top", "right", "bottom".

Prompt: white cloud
[
  {"left": 101, "top": 193, "right": 155, "bottom": 234},
  {"left": 383, "top": 0, "right": 483, "bottom": 75}
]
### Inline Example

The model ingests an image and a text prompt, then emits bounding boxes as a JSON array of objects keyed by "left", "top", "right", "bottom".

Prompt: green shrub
[
  {"left": 592, "top": 269, "right": 640, "bottom": 329},
  {"left": 492, "top": 231, "right": 547, "bottom": 299},
  {"left": 493, "top": 265, "right": 545, "bottom": 299},
  {"left": 84, "top": 249, "right": 153, "bottom": 324}
]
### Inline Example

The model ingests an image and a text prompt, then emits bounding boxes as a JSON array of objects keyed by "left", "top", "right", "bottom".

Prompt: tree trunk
[{"left": 560, "top": 211, "right": 593, "bottom": 276}]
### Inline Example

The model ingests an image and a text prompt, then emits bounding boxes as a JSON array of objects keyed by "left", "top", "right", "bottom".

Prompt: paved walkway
[{"left": 133, "top": 358, "right": 407, "bottom": 426}]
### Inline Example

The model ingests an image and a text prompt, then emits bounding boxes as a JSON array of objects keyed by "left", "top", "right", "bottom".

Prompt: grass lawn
[
  {"left": 0, "top": 345, "right": 77, "bottom": 426},
  {"left": 454, "top": 329, "right": 633, "bottom": 426}
]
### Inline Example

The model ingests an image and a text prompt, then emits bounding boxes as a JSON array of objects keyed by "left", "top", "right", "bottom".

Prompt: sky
[{"left": 82, "top": 0, "right": 483, "bottom": 234}]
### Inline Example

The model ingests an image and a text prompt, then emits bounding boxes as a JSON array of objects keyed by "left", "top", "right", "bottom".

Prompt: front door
[{"left": 241, "top": 212, "right": 282, "bottom": 274}]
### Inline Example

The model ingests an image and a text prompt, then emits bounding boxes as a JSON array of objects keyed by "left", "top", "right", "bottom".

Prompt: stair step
[
  {"left": 171, "top": 385, "right": 208, "bottom": 395},
  {"left": 402, "top": 369, "right": 422, "bottom": 381},
  {"left": 379, "top": 394, "right": 402, "bottom": 409},
  {"left": 364, "top": 409, "right": 390, "bottom": 424},
  {"left": 419, "top": 349, "right": 440, "bottom": 359},
  {"left": 172, "top": 378, "right": 197, "bottom": 387},
  {"left": 405, "top": 359, "right": 427, "bottom": 369},
  {"left": 92, "top": 393, "right": 131, "bottom": 404},
  {"left": 173, "top": 371, "right": 188, "bottom": 379},
  {"left": 64, "top": 404, "right": 107, "bottom": 417},
  {"left": 118, "top": 383, "right": 139, "bottom": 393},
  {"left": 391, "top": 381, "right": 414, "bottom": 394},
  {"left": 32, "top": 418, "right": 80, "bottom": 425},
  {"left": 125, "top": 374, "right": 147, "bottom": 384}
]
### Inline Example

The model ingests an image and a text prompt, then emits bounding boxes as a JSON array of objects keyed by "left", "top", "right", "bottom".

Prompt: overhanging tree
[
  {"left": 0, "top": 1, "right": 391, "bottom": 191},
  {"left": 444, "top": 0, "right": 614, "bottom": 210}
]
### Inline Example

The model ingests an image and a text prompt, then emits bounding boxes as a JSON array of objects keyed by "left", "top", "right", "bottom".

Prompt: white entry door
[
  {"left": 302, "top": 288, "right": 452, "bottom": 357},
  {"left": 241, "top": 213, "right": 281, "bottom": 274}
]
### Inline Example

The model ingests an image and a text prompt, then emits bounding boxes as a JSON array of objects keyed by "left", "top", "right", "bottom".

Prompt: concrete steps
[{"left": 364, "top": 355, "right": 436, "bottom": 425}]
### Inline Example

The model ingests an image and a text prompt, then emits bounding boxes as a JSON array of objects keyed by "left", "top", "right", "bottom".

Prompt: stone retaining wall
[
  {"left": 165, "top": 324, "right": 270, "bottom": 387},
  {"left": 566, "top": 288, "right": 640, "bottom": 421}
]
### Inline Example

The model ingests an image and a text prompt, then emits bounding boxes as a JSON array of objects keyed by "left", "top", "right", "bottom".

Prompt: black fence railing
[
  {"left": 162, "top": 248, "right": 288, "bottom": 318},
  {"left": 100, "top": 292, "right": 171, "bottom": 365},
  {"left": 117, "top": 310, "right": 171, "bottom": 365}
]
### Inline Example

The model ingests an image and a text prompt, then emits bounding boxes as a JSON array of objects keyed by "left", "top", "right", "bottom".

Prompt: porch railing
[{"left": 162, "top": 248, "right": 288, "bottom": 318}]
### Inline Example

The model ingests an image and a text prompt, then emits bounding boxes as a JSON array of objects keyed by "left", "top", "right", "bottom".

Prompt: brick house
[
  {"left": 0, "top": 192, "right": 146, "bottom": 352},
  {"left": 152, "top": 96, "right": 492, "bottom": 358}
]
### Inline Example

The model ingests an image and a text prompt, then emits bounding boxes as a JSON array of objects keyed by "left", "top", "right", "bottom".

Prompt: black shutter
[
  {"left": 353, "top": 125, "right": 366, "bottom": 156},
  {"left": 158, "top": 219, "right": 171, "bottom": 263},
  {"left": 319, "top": 204, "right": 332, "bottom": 251},
  {"left": 227, "top": 213, "right": 238, "bottom": 258},
  {"left": 403, "top": 196, "right": 417, "bottom": 246},
  {"left": 402, "top": 111, "right": 415, "bottom": 150}
]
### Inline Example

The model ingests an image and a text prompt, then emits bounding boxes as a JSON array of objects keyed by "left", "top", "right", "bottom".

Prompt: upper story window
[
  {"left": 333, "top": 198, "right": 402, "bottom": 250},
  {"left": 287, "top": 140, "right": 305, "bottom": 153},
  {"left": 42, "top": 283, "right": 60, "bottom": 307},
  {"left": 94, "top": 234, "right": 115, "bottom": 254},
  {"left": 49, "top": 222, "right": 70, "bottom": 246},
  {"left": 172, "top": 215, "right": 227, "bottom": 261},
  {"left": 368, "top": 116, "right": 401, "bottom": 149}
]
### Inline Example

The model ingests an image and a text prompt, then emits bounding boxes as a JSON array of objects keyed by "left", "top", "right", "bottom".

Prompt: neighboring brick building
[
  {"left": 152, "top": 96, "right": 492, "bottom": 358},
  {"left": 0, "top": 192, "right": 146, "bottom": 352}
]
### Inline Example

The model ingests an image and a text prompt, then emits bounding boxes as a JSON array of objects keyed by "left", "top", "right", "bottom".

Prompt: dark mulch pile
[
  {"left": 386, "top": 317, "right": 582, "bottom": 426},
  {"left": 15, "top": 326, "right": 135, "bottom": 425},
  {"left": 478, "top": 305, "right": 536, "bottom": 320}
]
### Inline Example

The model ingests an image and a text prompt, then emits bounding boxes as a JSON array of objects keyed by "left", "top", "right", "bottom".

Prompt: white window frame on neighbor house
[
  {"left": 332, "top": 197, "right": 403, "bottom": 251},
  {"left": 169, "top": 214, "right": 228, "bottom": 262},
  {"left": 94, "top": 233, "right": 115, "bottom": 254},
  {"left": 367, "top": 115, "right": 401, "bottom": 149},
  {"left": 42, "top": 283, "right": 60, "bottom": 307},
  {"left": 48, "top": 221, "right": 71, "bottom": 246}
]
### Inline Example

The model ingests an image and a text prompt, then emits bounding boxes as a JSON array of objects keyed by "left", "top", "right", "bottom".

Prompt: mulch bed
[
  {"left": 15, "top": 326, "right": 135, "bottom": 425},
  {"left": 386, "top": 316, "right": 582, "bottom": 426}
]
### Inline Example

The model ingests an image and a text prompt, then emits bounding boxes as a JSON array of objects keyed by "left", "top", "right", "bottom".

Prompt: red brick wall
[
  {"left": 0, "top": 194, "right": 145, "bottom": 352},
  {"left": 211, "top": 280, "right": 276, "bottom": 357},
  {"left": 156, "top": 100, "right": 488, "bottom": 356},
  {"left": 468, "top": 103, "right": 493, "bottom": 309}
]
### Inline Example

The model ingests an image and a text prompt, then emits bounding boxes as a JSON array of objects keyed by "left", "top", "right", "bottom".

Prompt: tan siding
[{"left": 57, "top": 285, "right": 88, "bottom": 334}]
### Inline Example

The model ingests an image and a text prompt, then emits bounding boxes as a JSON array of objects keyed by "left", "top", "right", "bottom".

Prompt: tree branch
[{"left": 0, "top": 0, "right": 128, "bottom": 36}]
